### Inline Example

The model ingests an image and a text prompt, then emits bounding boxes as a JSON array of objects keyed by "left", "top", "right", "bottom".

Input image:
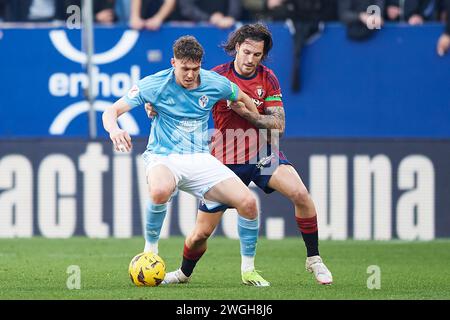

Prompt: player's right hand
[
  {"left": 145, "top": 103, "right": 158, "bottom": 119},
  {"left": 109, "top": 128, "right": 132, "bottom": 152}
]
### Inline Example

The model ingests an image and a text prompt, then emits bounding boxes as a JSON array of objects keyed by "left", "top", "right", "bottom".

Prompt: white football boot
[
  {"left": 305, "top": 255, "right": 333, "bottom": 285},
  {"left": 161, "top": 269, "right": 191, "bottom": 285}
]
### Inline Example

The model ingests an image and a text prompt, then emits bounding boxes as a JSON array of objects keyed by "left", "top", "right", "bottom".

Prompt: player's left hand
[{"left": 145, "top": 103, "right": 158, "bottom": 119}]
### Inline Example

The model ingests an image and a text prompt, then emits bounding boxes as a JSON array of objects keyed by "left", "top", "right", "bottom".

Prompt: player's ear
[
  {"left": 235, "top": 43, "right": 240, "bottom": 52},
  {"left": 170, "top": 58, "right": 175, "bottom": 67}
]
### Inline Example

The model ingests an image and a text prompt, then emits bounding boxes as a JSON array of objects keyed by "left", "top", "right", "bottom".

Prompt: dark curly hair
[
  {"left": 173, "top": 35, "right": 204, "bottom": 62},
  {"left": 222, "top": 23, "right": 273, "bottom": 61}
]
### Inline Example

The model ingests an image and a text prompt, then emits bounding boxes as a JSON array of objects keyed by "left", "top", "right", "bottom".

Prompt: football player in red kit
[{"left": 149, "top": 24, "right": 333, "bottom": 286}]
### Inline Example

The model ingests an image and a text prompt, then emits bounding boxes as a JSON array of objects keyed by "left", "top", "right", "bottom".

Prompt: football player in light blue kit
[{"left": 102, "top": 36, "right": 262, "bottom": 284}]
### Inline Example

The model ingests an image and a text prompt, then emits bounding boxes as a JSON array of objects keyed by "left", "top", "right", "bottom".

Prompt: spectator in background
[
  {"left": 267, "top": 0, "right": 338, "bottom": 92},
  {"left": 115, "top": 0, "right": 131, "bottom": 24},
  {"left": 94, "top": 0, "right": 116, "bottom": 24},
  {"left": 3, "top": 0, "right": 32, "bottom": 22},
  {"left": 2, "top": 0, "right": 117, "bottom": 24},
  {"left": 241, "top": 0, "right": 266, "bottom": 21},
  {"left": 338, "top": 0, "right": 385, "bottom": 41},
  {"left": 28, "top": 0, "right": 57, "bottom": 22},
  {"left": 437, "top": 0, "right": 450, "bottom": 55},
  {"left": 178, "top": 0, "right": 242, "bottom": 29},
  {"left": 129, "top": 0, "right": 175, "bottom": 30},
  {"left": 54, "top": 0, "right": 118, "bottom": 24},
  {"left": 385, "top": 0, "right": 436, "bottom": 25},
  {"left": 0, "top": 0, "right": 5, "bottom": 22}
]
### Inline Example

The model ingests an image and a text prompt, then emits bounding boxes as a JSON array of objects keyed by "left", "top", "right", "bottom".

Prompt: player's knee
[
  {"left": 290, "top": 188, "right": 311, "bottom": 207},
  {"left": 238, "top": 195, "right": 258, "bottom": 220},
  {"left": 150, "top": 187, "right": 171, "bottom": 204}
]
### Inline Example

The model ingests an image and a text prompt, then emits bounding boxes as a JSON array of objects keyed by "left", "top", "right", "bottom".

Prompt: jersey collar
[{"left": 232, "top": 61, "right": 258, "bottom": 80}]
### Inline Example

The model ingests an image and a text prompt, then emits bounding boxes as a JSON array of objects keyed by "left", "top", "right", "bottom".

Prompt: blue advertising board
[{"left": 0, "top": 23, "right": 449, "bottom": 138}]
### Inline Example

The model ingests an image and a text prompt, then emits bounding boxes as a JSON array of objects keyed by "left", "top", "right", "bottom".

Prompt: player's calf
[{"left": 143, "top": 200, "right": 167, "bottom": 254}]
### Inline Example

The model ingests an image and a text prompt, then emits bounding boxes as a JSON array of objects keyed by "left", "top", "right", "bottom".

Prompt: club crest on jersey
[
  {"left": 256, "top": 87, "right": 265, "bottom": 98},
  {"left": 127, "top": 85, "right": 139, "bottom": 99},
  {"left": 198, "top": 95, "right": 209, "bottom": 108}
]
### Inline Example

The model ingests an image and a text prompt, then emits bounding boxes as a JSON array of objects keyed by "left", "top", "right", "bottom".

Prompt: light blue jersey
[{"left": 124, "top": 68, "right": 239, "bottom": 155}]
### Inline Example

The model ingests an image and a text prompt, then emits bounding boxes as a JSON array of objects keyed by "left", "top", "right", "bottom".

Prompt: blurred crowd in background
[
  {"left": 0, "top": 1, "right": 448, "bottom": 30},
  {"left": 0, "top": 1, "right": 447, "bottom": 25},
  {"left": 0, "top": 0, "right": 448, "bottom": 91}
]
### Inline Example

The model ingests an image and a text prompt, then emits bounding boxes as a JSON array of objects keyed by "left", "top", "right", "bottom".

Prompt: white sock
[
  {"left": 144, "top": 241, "right": 158, "bottom": 254},
  {"left": 241, "top": 255, "right": 255, "bottom": 273}
]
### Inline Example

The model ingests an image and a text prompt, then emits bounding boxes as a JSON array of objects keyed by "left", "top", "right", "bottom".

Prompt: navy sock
[
  {"left": 180, "top": 243, "right": 206, "bottom": 277},
  {"left": 296, "top": 216, "right": 320, "bottom": 257}
]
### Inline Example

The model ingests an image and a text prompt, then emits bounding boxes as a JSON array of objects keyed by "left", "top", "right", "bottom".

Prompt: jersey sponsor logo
[
  {"left": 252, "top": 98, "right": 263, "bottom": 108},
  {"left": 178, "top": 118, "right": 202, "bottom": 133},
  {"left": 198, "top": 95, "right": 209, "bottom": 108},
  {"left": 127, "top": 85, "right": 140, "bottom": 99},
  {"left": 226, "top": 99, "right": 262, "bottom": 110}
]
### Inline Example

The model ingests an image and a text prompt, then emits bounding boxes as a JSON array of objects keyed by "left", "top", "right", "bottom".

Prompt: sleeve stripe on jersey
[
  {"left": 214, "top": 66, "right": 228, "bottom": 75},
  {"left": 265, "top": 96, "right": 282, "bottom": 102},
  {"left": 230, "top": 82, "right": 238, "bottom": 101},
  {"left": 266, "top": 72, "right": 280, "bottom": 91},
  {"left": 214, "top": 63, "right": 231, "bottom": 75}
]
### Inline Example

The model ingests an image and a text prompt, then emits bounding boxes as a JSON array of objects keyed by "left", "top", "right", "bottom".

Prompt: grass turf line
[{"left": 0, "top": 237, "right": 449, "bottom": 300}]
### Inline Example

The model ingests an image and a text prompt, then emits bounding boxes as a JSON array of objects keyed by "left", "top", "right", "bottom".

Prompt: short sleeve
[
  {"left": 228, "top": 82, "right": 239, "bottom": 102},
  {"left": 214, "top": 73, "right": 239, "bottom": 102},
  {"left": 124, "top": 82, "right": 146, "bottom": 109},
  {"left": 264, "top": 71, "right": 283, "bottom": 109}
]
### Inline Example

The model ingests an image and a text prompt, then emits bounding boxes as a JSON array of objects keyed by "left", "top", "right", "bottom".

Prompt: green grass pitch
[{"left": 0, "top": 237, "right": 449, "bottom": 300}]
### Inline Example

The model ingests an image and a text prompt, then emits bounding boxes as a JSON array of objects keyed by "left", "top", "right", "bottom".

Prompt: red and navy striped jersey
[{"left": 210, "top": 61, "right": 283, "bottom": 164}]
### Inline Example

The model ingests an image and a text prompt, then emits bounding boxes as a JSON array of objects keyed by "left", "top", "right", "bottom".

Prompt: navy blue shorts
[{"left": 198, "top": 149, "right": 292, "bottom": 213}]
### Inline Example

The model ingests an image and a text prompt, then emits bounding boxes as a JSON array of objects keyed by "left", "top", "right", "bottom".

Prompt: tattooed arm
[{"left": 240, "top": 106, "right": 285, "bottom": 136}]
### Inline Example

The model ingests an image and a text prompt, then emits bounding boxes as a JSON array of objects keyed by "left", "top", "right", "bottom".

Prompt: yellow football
[{"left": 128, "top": 252, "right": 166, "bottom": 287}]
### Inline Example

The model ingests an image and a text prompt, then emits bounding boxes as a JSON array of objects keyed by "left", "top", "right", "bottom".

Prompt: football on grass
[{"left": 129, "top": 252, "right": 166, "bottom": 287}]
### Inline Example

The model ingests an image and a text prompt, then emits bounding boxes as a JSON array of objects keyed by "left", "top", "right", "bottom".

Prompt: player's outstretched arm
[
  {"left": 236, "top": 103, "right": 285, "bottom": 136},
  {"left": 102, "top": 97, "right": 133, "bottom": 152},
  {"left": 231, "top": 89, "right": 285, "bottom": 135},
  {"left": 260, "top": 106, "right": 286, "bottom": 135},
  {"left": 236, "top": 89, "right": 259, "bottom": 114},
  {"left": 229, "top": 88, "right": 259, "bottom": 117}
]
